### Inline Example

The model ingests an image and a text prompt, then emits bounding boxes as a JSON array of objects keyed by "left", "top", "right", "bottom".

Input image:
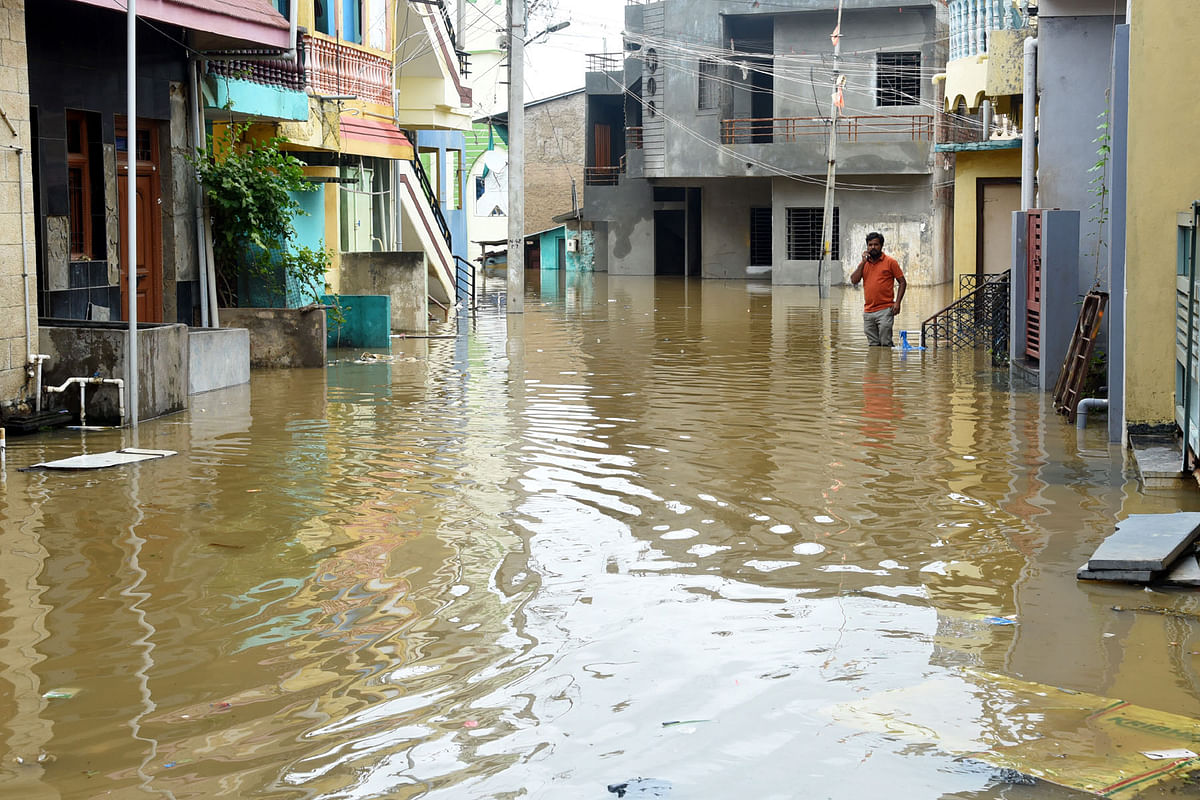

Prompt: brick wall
[
  {"left": 524, "top": 91, "right": 584, "bottom": 235},
  {"left": 0, "top": 0, "right": 33, "bottom": 412}
]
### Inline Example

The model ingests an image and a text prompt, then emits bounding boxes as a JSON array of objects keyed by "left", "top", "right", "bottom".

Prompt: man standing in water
[{"left": 849, "top": 232, "right": 906, "bottom": 347}]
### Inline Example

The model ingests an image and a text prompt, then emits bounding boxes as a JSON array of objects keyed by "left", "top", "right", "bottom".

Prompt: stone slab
[
  {"left": 1087, "top": 513, "right": 1200, "bottom": 571},
  {"left": 1077, "top": 563, "right": 1156, "bottom": 583},
  {"left": 1131, "top": 434, "right": 1185, "bottom": 487},
  {"left": 1163, "top": 555, "right": 1200, "bottom": 586}
]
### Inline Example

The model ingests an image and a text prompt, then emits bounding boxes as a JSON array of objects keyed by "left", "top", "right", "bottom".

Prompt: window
[
  {"left": 787, "top": 207, "right": 838, "bottom": 260},
  {"left": 342, "top": 0, "right": 363, "bottom": 44},
  {"left": 876, "top": 52, "right": 921, "bottom": 107},
  {"left": 698, "top": 58, "right": 719, "bottom": 110},
  {"left": 272, "top": 0, "right": 290, "bottom": 19},
  {"left": 314, "top": 0, "right": 334, "bottom": 35},
  {"left": 367, "top": 0, "right": 388, "bottom": 50},
  {"left": 66, "top": 111, "right": 93, "bottom": 260}
]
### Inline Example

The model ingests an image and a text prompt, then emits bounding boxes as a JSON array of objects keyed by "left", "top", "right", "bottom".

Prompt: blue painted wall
[
  {"left": 538, "top": 227, "right": 566, "bottom": 270},
  {"left": 209, "top": 77, "right": 308, "bottom": 121},
  {"left": 415, "top": 130, "right": 469, "bottom": 267}
]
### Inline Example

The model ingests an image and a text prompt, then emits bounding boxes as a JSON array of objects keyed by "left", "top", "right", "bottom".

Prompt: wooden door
[
  {"left": 593, "top": 123, "right": 612, "bottom": 168},
  {"left": 117, "top": 121, "right": 163, "bottom": 323}
]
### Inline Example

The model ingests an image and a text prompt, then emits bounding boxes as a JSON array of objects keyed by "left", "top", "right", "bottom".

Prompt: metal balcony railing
[
  {"left": 207, "top": 38, "right": 307, "bottom": 91},
  {"left": 626, "top": 126, "right": 643, "bottom": 149},
  {"left": 721, "top": 114, "right": 934, "bottom": 145},
  {"left": 304, "top": 34, "right": 392, "bottom": 106},
  {"left": 922, "top": 270, "right": 1011, "bottom": 366},
  {"left": 949, "top": 0, "right": 1033, "bottom": 60},
  {"left": 585, "top": 165, "right": 622, "bottom": 186},
  {"left": 586, "top": 53, "right": 624, "bottom": 73}
]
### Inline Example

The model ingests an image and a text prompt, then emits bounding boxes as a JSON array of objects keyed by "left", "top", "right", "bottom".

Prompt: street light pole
[{"left": 506, "top": 0, "right": 525, "bottom": 314}]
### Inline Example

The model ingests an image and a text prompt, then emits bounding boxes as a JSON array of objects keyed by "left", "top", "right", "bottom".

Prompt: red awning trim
[{"left": 340, "top": 118, "right": 413, "bottom": 150}]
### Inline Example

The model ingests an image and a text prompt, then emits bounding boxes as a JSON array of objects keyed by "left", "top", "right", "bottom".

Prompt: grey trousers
[{"left": 863, "top": 308, "right": 895, "bottom": 346}]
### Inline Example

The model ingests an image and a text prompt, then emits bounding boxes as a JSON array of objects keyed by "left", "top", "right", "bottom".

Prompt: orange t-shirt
[{"left": 862, "top": 255, "right": 904, "bottom": 312}]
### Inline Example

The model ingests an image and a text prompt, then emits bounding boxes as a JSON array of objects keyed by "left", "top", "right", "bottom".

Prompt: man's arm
[
  {"left": 892, "top": 275, "right": 907, "bottom": 315},
  {"left": 850, "top": 252, "right": 868, "bottom": 285}
]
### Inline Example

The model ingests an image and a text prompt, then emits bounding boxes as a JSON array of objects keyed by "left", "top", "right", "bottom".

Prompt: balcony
[
  {"left": 721, "top": 114, "right": 933, "bottom": 145},
  {"left": 949, "top": 0, "right": 1032, "bottom": 61},
  {"left": 208, "top": 38, "right": 306, "bottom": 91},
  {"left": 304, "top": 34, "right": 392, "bottom": 107}
]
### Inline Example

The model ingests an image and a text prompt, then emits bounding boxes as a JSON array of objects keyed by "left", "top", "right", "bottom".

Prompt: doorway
[
  {"left": 977, "top": 178, "right": 1021, "bottom": 277},
  {"left": 116, "top": 119, "right": 163, "bottom": 323},
  {"left": 654, "top": 209, "right": 686, "bottom": 276}
]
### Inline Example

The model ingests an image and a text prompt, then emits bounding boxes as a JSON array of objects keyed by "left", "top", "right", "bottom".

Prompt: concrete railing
[{"left": 949, "top": 0, "right": 1032, "bottom": 60}]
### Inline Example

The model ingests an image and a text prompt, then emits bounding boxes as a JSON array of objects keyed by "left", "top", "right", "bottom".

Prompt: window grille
[
  {"left": 787, "top": 207, "right": 838, "bottom": 260},
  {"left": 698, "top": 58, "right": 719, "bottom": 110},
  {"left": 876, "top": 52, "right": 921, "bottom": 107},
  {"left": 750, "top": 207, "right": 771, "bottom": 266}
]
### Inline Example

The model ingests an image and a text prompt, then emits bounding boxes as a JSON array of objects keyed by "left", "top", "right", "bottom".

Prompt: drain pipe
[
  {"left": 29, "top": 354, "right": 49, "bottom": 412},
  {"left": 1076, "top": 397, "right": 1108, "bottom": 429},
  {"left": 45, "top": 376, "right": 126, "bottom": 428},
  {"left": 1021, "top": 36, "right": 1038, "bottom": 211},
  {"left": 4, "top": 145, "right": 49, "bottom": 410}
]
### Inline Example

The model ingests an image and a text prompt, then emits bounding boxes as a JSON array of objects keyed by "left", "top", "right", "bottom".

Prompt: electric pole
[
  {"left": 818, "top": 0, "right": 845, "bottom": 298},
  {"left": 506, "top": 0, "right": 525, "bottom": 314}
]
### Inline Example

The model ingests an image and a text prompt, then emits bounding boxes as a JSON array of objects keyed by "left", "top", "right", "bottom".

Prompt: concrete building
[
  {"left": 581, "top": 0, "right": 949, "bottom": 285},
  {"left": 0, "top": 0, "right": 35, "bottom": 415}
]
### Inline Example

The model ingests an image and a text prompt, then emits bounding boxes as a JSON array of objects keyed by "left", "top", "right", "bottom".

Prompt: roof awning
[
  {"left": 340, "top": 118, "right": 414, "bottom": 161},
  {"left": 69, "top": 0, "right": 291, "bottom": 51}
]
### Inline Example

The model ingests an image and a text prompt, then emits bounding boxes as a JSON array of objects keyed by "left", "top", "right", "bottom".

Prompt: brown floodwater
[{"left": 3, "top": 274, "right": 1200, "bottom": 800}]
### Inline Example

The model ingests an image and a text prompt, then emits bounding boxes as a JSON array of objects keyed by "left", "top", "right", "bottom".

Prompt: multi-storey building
[{"left": 581, "top": 0, "right": 949, "bottom": 285}]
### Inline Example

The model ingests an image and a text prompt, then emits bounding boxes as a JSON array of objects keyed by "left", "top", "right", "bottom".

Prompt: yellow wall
[
  {"left": 951, "top": 148, "right": 1022, "bottom": 286},
  {"left": 1125, "top": 0, "right": 1200, "bottom": 425}
]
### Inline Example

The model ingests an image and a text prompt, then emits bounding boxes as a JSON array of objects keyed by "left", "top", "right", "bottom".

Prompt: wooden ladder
[{"left": 1053, "top": 291, "right": 1110, "bottom": 423}]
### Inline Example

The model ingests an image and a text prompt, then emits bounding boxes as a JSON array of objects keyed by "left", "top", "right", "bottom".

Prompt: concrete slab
[
  {"left": 1088, "top": 513, "right": 1200, "bottom": 571},
  {"left": 1077, "top": 563, "right": 1156, "bottom": 583},
  {"left": 1163, "top": 555, "right": 1200, "bottom": 586},
  {"left": 1130, "top": 434, "right": 1186, "bottom": 488},
  {"left": 31, "top": 448, "right": 176, "bottom": 470}
]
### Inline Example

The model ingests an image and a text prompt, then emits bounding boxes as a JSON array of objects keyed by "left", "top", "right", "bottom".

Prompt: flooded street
[{"left": 4, "top": 274, "right": 1200, "bottom": 799}]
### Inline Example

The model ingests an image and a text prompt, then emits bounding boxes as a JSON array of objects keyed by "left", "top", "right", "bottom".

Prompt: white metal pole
[
  {"left": 506, "top": 0, "right": 525, "bottom": 314},
  {"left": 818, "top": 0, "right": 844, "bottom": 297},
  {"left": 127, "top": 0, "right": 139, "bottom": 427}
]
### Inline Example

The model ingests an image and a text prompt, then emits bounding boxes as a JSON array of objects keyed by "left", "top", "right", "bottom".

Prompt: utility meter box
[{"left": 566, "top": 237, "right": 579, "bottom": 253}]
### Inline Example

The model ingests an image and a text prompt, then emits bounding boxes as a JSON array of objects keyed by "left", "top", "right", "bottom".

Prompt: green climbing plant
[
  {"left": 1087, "top": 99, "right": 1112, "bottom": 273},
  {"left": 191, "top": 121, "right": 331, "bottom": 309}
]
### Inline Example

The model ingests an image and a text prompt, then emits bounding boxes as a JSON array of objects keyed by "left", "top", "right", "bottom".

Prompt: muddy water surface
[{"left": 3, "top": 274, "right": 1200, "bottom": 799}]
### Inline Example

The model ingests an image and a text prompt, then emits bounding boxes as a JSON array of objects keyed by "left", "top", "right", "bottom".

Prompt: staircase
[{"left": 921, "top": 270, "right": 1011, "bottom": 366}]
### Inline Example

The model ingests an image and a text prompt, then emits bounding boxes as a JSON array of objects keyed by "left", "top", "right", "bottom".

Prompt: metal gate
[
  {"left": 1025, "top": 210, "right": 1043, "bottom": 359},
  {"left": 1176, "top": 203, "right": 1200, "bottom": 464}
]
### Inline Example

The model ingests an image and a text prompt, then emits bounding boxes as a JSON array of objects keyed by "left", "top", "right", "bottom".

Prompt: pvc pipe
[
  {"left": 16, "top": 147, "right": 33, "bottom": 363},
  {"left": 29, "top": 354, "right": 49, "bottom": 412},
  {"left": 1021, "top": 36, "right": 1037, "bottom": 211},
  {"left": 1076, "top": 397, "right": 1108, "bottom": 429},
  {"left": 46, "top": 376, "right": 126, "bottom": 428}
]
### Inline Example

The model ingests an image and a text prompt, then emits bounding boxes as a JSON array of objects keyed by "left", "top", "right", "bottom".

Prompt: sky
[
  {"left": 458, "top": 0, "right": 629, "bottom": 102},
  {"left": 524, "top": 0, "right": 627, "bottom": 99}
]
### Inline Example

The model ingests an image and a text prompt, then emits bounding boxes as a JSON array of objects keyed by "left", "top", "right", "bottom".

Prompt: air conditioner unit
[{"left": 566, "top": 237, "right": 579, "bottom": 252}]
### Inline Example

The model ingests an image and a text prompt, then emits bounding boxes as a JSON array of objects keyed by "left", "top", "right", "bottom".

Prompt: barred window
[
  {"left": 876, "top": 52, "right": 921, "bottom": 107},
  {"left": 787, "top": 207, "right": 838, "bottom": 260},
  {"left": 698, "top": 58, "right": 719, "bottom": 110}
]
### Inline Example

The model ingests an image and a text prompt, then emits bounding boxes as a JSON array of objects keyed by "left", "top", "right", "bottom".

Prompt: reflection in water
[{"left": 1, "top": 276, "right": 1199, "bottom": 798}]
